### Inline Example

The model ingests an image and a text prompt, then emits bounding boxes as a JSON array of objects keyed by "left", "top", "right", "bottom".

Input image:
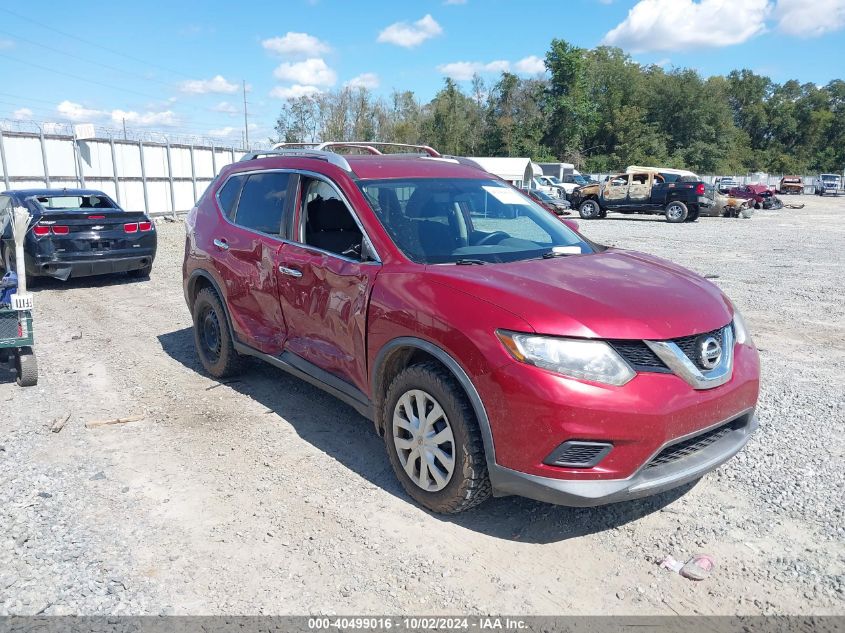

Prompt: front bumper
[
  {"left": 476, "top": 340, "right": 760, "bottom": 506},
  {"left": 489, "top": 411, "right": 757, "bottom": 506}
]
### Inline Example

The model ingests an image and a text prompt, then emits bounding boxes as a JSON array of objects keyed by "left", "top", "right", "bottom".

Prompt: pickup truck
[{"left": 568, "top": 170, "right": 715, "bottom": 223}]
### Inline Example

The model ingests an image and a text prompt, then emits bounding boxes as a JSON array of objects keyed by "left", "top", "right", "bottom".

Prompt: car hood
[{"left": 426, "top": 249, "right": 733, "bottom": 340}]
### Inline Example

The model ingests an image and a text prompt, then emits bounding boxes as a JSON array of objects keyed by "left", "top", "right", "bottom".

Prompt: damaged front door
[{"left": 602, "top": 174, "right": 630, "bottom": 206}]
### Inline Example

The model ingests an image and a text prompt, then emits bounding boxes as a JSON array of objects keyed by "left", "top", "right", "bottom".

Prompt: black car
[{"left": 0, "top": 188, "right": 156, "bottom": 283}]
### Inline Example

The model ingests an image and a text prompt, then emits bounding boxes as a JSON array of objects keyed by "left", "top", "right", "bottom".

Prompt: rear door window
[{"left": 233, "top": 172, "right": 291, "bottom": 236}]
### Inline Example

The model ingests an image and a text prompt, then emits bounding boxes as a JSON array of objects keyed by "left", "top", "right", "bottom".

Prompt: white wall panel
[
  {"left": 78, "top": 140, "right": 114, "bottom": 178},
  {"left": 120, "top": 181, "right": 147, "bottom": 212},
  {"left": 174, "top": 181, "right": 197, "bottom": 210},
  {"left": 193, "top": 149, "right": 215, "bottom": 178},
  {"left": 146, "top": 181, "right": 171, "bottom": 214},
  {"left": 142, "top": 145, "right": 168, "bottom": 178},
  {"left": 6, "top": 136, "right": 46, "bottom": 178},
  {"left": 114, "top": 142, "right": 142, "bottom": 177},
  {"left": 43, "top": 138, "right": 78, "bottom": 179},
  {"left": 171, "top": 147, "right": 194, "bottom": 178}
]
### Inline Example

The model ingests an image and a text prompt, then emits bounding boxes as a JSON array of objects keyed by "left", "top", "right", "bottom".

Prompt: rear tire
[
  {"left": 383, "top": 362, "right": 491, "bottom": 514},
  {"left": 15, "top": 347, "right": 38, "bottom": 387},
  {"left": 192, "top": 287, "right": 243, "bottom": 378},
  {"left": 665, "top": 200, "right": 688, "bottom": 223},
  {"left": 685, "top": 209, "right": 700, "bottom": 222}
]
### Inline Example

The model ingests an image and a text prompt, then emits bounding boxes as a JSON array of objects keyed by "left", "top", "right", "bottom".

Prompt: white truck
[
  {"left": 814, "top": 173, "right": 842, "bottom": 196},
  {"left": 536, "top": 162, "right": 591, "bottom": 197}
]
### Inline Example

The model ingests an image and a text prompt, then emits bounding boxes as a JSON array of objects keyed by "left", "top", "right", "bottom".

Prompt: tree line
[{"left": 273, "top": 39, "right": 845, "bottom": 175}]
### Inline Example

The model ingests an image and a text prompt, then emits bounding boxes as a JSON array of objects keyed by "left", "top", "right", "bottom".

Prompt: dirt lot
[{"left": 1, "top": 195, "right": 843, "bottom": 616}]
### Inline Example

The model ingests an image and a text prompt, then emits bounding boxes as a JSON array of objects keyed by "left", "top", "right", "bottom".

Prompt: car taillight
[
  {"left": 124, "top": 223, "right": 139, "bottom": 233},
  {"left": 696, "top": 183, "right": 706, "bottom": 195},
  {"left": 33, "top": 225, "right": 50, "bottom": 237},
  {"left": 52, "top": 225, "right": 70, "bottom": 235},
  {"left": 139, "top": 221, "right": 153, "bottom": 232},
  {"left": 87, "top": 215, "right": 105, "bottom": 220}
]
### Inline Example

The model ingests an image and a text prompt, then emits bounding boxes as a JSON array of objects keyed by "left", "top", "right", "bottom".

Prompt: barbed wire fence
[{"left": 0, "top": 118, "right": 274, "bottom": 150}]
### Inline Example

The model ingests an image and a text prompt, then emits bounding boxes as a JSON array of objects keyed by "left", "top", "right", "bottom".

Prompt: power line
[{"left": 0, "top": 7, "right": 196, "bottom": 80}]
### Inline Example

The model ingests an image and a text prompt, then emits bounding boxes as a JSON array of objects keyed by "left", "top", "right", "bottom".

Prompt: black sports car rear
[{"left": 0, "top": 188, "right": 157, "bottom": 282}]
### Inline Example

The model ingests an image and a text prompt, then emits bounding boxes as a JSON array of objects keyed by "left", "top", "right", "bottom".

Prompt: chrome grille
[
  {"left": 610, "top": 340, "right": 668, "bottom": 371},
  {"left": 672, "top": 328, "right": 725, "bottom": 370}
]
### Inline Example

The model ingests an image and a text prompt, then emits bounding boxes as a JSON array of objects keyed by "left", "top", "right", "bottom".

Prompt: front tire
[
  {"left": 383, "top": 362, "right": 491, "bottom": 514},
  {"left": 578, "top": 199, "right": 602, "bottom": 220},
  {"left": 192, "top": 287, "right": 243, "bottom": 378},
  {"left": 665, "top": 200, "right": 688, "bottom": 223}
]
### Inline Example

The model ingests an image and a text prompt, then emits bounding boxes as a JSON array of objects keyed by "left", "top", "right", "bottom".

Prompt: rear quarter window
[
  {"left": 217, "top": 175, "right": 246, "bottom": 221},
  {"left": 233, "top": 172, "right": 291, "bottom": 235}
]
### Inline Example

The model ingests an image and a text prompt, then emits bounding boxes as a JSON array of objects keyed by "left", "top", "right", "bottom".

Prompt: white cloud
[
  {"left": 0, "top": 38, "right": 14, "bottom": 49},
  {"left": 273, "top": 58, "right": 336, "bottom": 86},
  {"left": 775, "top": 0, "right": 845, "bottom": 36},
  {"left": 514, "top": 55, "right": 546, "bottom": 74},
  {"left": 345, "top": 73, "right": 380, "bottom": 89},
  {"left": 212, "top": 101, "right": 239, "bottom": 114},
  {"left": 12, "top": 108, "right": 32, "bottom": 120},
  {"left": 602, "top": 0, "right": 770, "bottom": 52},
  {"left": 55, "top": 100, "right": 177, "bottom": 127},
  {"left": 111, "top": 109, "right": 177, "bottom": 127},
  {"left": 438, "top": 60, "right": 510, "bottom": 80},
  {"left": 262, "top": 32, "right": 331, "bottom": 56},
  {"left": 57, "top": 100, "right": 106, "bottom": 122},
  {"left": 377, "top": 14, "right": 442, "bottom": 48},
  {"left": 179, "top": 75, "right": 239, "bottom": 95},
  {"left": 270, "top": 85, "right": 323, "bottom": 100},
  {"left": 438, "top": 56, "right": 544, "bottom": 80},
  {"left": 208, "top": 126, "right": 237, "bottom": 137}
]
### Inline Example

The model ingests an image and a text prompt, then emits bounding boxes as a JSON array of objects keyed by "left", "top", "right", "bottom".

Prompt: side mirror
[{"left": 562, "top": 218, "right": 579, "bottom": 232}]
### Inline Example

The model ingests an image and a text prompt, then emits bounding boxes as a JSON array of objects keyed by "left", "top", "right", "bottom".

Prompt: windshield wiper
[{"left": 455, "top": 258, "right": 486, "bottom": 265}]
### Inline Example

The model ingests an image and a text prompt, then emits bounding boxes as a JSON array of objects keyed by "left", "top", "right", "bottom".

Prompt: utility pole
[
  {"left": 242, "top": 79, "right": 249, "bottom": 149},
  {"left": 122, "top": 118, "right": 127, "bottom": 141}
]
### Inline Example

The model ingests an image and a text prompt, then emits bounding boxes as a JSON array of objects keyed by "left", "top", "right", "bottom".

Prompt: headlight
[
  {"left": 732, "top": 308, "right": 752, "bottom": 345},
  {"left": 496, "top": 331, "right": 635, "bottom": 386}
]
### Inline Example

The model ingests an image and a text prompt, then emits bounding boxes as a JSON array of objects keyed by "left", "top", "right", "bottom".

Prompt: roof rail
[
  {"left": 240, "top": 148, "right": 352, "bottom": 172},
  {"left": 272, "top": 141, "right": 441, "bottom": 158}
]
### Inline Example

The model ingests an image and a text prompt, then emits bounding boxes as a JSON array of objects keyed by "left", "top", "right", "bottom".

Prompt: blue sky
[{"left": 0, "top": 0, "right": 843, "bottom": 144}]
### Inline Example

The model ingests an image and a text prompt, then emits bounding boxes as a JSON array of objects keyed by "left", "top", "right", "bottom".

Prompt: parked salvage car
[
  {"left": 728, "top": 184, "right": 783, "bottom": 209},
  {"left": 778, "top": 176, "right": 804, "bottom": 195},
  {"left": 182, "top": 142, "right": 759, "bottom": 514},
  {"left": 0, "top": 189, "right": 156, "bottom": 284},
  {"left": 715, "top": 176, "right": 740, "bottom": 194},
  {"left": 569, "top": 170, "right": 715, "bottom": 223},
  {"left": 814, "top": 173, "right": 842, "bottom": 196},
  {"left": 521, "top": 188, "right": 571, "bottom": 215}
]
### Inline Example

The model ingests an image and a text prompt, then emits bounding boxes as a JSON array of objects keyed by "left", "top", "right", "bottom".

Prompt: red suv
[{"left": 183, "top": 143, "right": 760, "bottom": 514}]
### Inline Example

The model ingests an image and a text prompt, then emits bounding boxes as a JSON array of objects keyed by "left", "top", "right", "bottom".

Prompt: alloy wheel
[{"left": 392, "top": 389, "right": 456, "bottom": 492}]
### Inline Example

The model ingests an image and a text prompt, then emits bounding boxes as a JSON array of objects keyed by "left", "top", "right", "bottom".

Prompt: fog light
[{"left": 544, "top": 441, "right": 612, "bottom": 468}]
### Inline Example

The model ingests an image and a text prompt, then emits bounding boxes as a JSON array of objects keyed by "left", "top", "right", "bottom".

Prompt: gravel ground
[{"left": 1, "top": 195, "right": 843, "bottom": 616}]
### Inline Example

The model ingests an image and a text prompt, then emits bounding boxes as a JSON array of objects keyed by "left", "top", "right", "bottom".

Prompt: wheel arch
[
  {"left": 186, "top": 269, "right": 237, "bottom": 342},
  {"left": 371, "top": 337, "right": 497, "bottom": 467}
]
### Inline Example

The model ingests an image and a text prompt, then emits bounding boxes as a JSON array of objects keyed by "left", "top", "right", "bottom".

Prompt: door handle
[
  {"left": 213, "top": 238, "right": 229, "bottom": 251},
  {"left": 278, "top": 265, "right": 302, "bottom": 278}
]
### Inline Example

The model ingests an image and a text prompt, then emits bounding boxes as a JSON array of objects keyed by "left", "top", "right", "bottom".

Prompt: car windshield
[
  {"left": 545, "top": 176, "right": 561, "bottom": 184},
  {"left": 572, "top": 175, "right": 589, "bottom": 185},
  {"left": 33, "top": 194, "right": 119, "bottom": 210},
  {"left": 532, "top": 189, "right": 554, "bottom": 201},
  {"left": 822, "top": 175, "right": 839, "bottom": 182},
  {"left": 358, "top": 178, "right": 593, "bottom": 264}
]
